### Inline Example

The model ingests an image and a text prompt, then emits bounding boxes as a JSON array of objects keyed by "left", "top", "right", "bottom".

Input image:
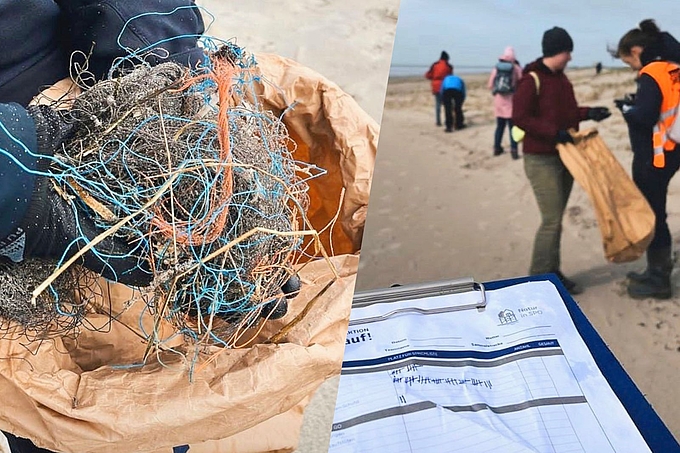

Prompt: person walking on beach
[
  {"left": 612, "top": 19, "right": 680, "bottom": 299},
  {"left": 512, "top": 26, "right": 611, "bottom": 294},
  {"left": 440, "top": 73, "right": 466, "bottom": 132},
  {"left": 488, "top": 46, "right": 523, "bottom": 159},
  {"left": 425, "top": 51, "right": 453, "bottom": 127}
]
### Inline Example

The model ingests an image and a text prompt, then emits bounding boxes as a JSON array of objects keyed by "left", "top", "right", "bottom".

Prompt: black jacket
[
  {"left": 624, "top": 31, "right": 680, "bottom": 161},
  {"left": 0, "top": 0, "right": 205, "bottom": 106}
]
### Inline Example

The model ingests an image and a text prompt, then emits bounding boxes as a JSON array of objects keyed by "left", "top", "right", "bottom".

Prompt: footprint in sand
[
  {"left": 613, "top": 279, "right": 628, "bottom": 297},
  {"left": 367, "top": 7, "right": 399, "bottom": 23},
  {"left": 567, "top": 205, "right": 597, "bottom": 229},
  {"left": 461, "top": 161, "right": 484, "bottom": 170}
]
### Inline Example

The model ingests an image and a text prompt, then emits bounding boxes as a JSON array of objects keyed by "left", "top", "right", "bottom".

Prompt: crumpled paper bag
[
  {"left": 0, "top": 52, "right": 378, "bottom": 453},
  {"left": 558, "top": 128, "right": 655, "bottom": 263},
  {"left": 251, "top": 53, "right": 378, "bottom": 255}
]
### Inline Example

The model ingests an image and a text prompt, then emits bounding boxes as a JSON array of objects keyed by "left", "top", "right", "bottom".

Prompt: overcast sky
[{"left": 391, "top": 0, "right": 680, "bottom": 72}]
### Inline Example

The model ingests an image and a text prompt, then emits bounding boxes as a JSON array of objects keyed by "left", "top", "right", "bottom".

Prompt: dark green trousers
[{"left": 524, "top": 154, "right": 573, "bottom": 275}]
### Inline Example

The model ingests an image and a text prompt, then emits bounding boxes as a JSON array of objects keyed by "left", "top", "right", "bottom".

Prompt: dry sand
[
  {"left": 197, "top": 0, "right": 399, "bottom": 124},
  {"left": 355, "top": 66, "right": 680, "bottom": 442}
]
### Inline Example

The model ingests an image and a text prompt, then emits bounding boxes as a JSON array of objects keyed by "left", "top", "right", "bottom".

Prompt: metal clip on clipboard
[{"left": 349, "top": 277, "right": 486, "bottom": 326}]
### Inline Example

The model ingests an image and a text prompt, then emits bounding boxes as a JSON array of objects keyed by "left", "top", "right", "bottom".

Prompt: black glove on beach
[
  {"left": 555, "top": 130, "right": 574, "bottom": 144},
  {"left": 586, "top": 107, "right": 611, "bottom": 122},
  {"left": 0, "top": 105, "right": 153, "bottom": 287}
]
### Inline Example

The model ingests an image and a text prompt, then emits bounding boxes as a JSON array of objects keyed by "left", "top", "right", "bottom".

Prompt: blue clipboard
[
  {"left": 484, "top": 273, "right": 680, "bottom": 453},
  {"left": 345, "top": 273, "right": 679, "bottom": 452}
]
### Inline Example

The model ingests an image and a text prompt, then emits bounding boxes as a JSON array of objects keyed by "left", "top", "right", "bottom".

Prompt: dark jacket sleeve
[
  {"left": 512, "top": 73, "right": 557, "bottom": 140},
  {"left": 55, "top": 0, "right": 206, "bottom": 81},
  {"left": 0, "top": 103, "right": 39, "bottom": 239},
  {"left": 624, "top": 74, "right": 662, "bottom": 130}
]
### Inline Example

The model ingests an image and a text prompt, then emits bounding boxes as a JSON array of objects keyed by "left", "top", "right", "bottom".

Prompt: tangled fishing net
[
  {"left": 0, "top": 42, "right": 329, "bottom": 347},
  {"left": 0, "top": 260, "right": 97, "bottom": 343}
]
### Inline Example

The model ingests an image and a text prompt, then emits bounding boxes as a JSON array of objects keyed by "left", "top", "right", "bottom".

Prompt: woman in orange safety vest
[{"left": 612, "top": 19, "right": 680, "bottom": 299}]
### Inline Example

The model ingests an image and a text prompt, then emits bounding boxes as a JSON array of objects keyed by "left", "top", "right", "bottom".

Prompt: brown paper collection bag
[
  {"left": 251, "top": 53, "right": 378, "bottom": 255},
  {"left": 557, "top": 128, "right": 655, "bottom": 263},
  {"left": 0, "top": 52, "right": 378, "bottom": 453}
]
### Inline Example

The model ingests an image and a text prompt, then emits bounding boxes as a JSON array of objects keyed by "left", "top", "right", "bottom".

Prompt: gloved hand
[
  {"left": 614, "top": 98, "right": 635, "bottom": 114},
  {"left": 0, "top": 105, "right": 153, "bottom": 287},
  {"left": 555, "top": 129, "right": 574, "bottom": 144},
  {"left": 259, "top": 274, "right": 302, "bottom": 320},
  {"left": 586, "top": 106, "right": 611, "bottom": 122}
]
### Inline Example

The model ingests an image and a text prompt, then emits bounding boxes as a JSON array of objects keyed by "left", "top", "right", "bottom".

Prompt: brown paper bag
[
  {"left": 557, "top": 128, "right": 655, "bottom": 263},
  {"left": 0, "top": 256, "right": 357, "bottom": 453},
  {"left": 251, "top": 53, "right": 378, "bottom": 256},
  {"left": 0, "top": 52, "right": 378, "bottom": 453}
]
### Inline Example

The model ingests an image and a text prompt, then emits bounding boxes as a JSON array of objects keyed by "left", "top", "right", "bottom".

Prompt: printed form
[{"left": 329, "top": 281, "right": 651, "bottom": 453}]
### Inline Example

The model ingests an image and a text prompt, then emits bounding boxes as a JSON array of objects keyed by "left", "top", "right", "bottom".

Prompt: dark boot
[
  {"left": 511, "top": 148, "right": 519, "bottom": 160},
  {"left": 627, "top": 267, "right": 651, "bottom": 282},
  {"left": 555, "top": 271, "right": 583, "bottom": 295},
  {"left": 493, "top": 146, "right": 504, "bottom": 156},
  {"left": 627, "top": 247, "right": 673, "bottom": 299},
  {"left": 627, "top": 247, "right": 672, "bottom": 282}
]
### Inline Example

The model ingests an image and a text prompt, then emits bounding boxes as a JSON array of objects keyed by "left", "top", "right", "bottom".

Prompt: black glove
[
  {"left": 259, "top": 274, "right": 302, "bottom": 320},
  {"left": 555, "top": 130, "right": 574, "bottom": 144},
  {"left": 586, "top": 106, "right": 611, "bottom": 122},
  {"left": 614, "top": 98, "right": 635, "bottom": 114},
  {"left": 0, "top": 106, "right": 153, "bottom": 287}
]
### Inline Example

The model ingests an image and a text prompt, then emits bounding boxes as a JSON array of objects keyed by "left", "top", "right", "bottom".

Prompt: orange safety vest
[{"left": 639, "top": 61, "right": 680, "bottom": 168}]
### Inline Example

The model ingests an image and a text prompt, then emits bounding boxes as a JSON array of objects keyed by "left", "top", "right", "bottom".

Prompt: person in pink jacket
[{"left": 488, "top": 46, "right": 523, "bottom": 159}]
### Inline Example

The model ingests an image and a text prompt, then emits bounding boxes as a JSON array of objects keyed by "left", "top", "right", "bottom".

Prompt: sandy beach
[
  {"left": 197, "top": 0, "right": 398, "bottom": 124},
  {"left": 355, "top": 66, "right": 680, "bottom": 440}
]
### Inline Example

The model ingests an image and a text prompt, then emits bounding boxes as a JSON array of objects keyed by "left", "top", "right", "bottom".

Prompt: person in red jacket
[
  {"left": 425, "top": 51, "right": 453, "bottom": 126},
  {"left": 511, "top": 27, "right": 611, "bottom": 295}
]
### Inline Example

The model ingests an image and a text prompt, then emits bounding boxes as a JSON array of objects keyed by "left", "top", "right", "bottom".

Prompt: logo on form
[{"left": 498, "top": 309, "right": 518, "bottom": 325}]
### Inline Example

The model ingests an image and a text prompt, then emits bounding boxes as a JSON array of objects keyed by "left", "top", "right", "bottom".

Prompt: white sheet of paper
[{"left": 329, "top": 281, "right": 652, "bottom": 453}]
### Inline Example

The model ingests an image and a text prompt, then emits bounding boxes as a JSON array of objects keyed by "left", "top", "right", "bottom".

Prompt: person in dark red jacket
[
  {"left": 512, "top": 27, "right": 611, "bottom": 294},
  {"left": 425, "top": 51, "right": 453, "bottom": 126}
]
